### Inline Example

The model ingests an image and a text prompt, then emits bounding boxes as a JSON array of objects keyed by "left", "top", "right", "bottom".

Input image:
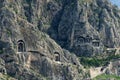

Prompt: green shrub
[
  {"left": 80, "top": 57, "right": 105, "bottom": 67},
  {"left": 6, "top": 29, "right": 12, "bottom": 37},
  {"left": 0, "top": 49, "right": 3, "bottom": 54},
  {"left": 80, "top": 54, "right": 120, "bottom": 67}
]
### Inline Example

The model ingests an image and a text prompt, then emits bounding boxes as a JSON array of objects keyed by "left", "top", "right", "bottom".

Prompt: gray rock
[{"left": 0, "top": 0, "right": 120, "bottom": 79}]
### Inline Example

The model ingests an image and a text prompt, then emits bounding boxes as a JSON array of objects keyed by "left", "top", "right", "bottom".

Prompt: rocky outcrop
[
  {"left": 0, "top": 0, "right": 88, "bottom": 79},
  {"left": 106, "top": 59, "right": 120, "bottom": 76},
  {"left": 1, "top": 0, "right": 120, "bottom": 79},
  {"left": 48, "top": 0, "right": 120, "bottom": 56},
  {"left": 1, "top": 0, "right": 119, "bottom": 57}
]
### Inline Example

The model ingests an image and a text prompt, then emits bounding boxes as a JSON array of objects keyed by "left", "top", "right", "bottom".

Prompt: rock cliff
[
  {"left": 48, "top": 0, "right": 120, "bottom": 56},
  {"left": 0, "top": 0, "right": 120, "bottom": 80},
  {"left": 0, "top": 0, "right": 88, "bottom": 79}
]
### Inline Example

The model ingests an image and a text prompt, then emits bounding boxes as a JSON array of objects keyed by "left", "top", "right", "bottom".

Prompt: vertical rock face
[
  {"left": 2, "top": 0, "right": 119, "bottom": 57},
  {"left": 0, "top": 0, "right": 88, "bottom": 79},
  {"left": 0, "top": 0, "right": 120, "bottom": 79},
  {"left": 106, "top": 60, "right": 120, "bottom": 76},
  {"left": 48, "top": 0, "right": 120, "bottom": 56}
]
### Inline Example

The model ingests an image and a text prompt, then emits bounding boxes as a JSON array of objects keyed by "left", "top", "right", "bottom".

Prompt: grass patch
[
  {"left": 79, "top": 54, "right": 120, "bottom": 67},
  {"left": 93, "top": 74, "right": 120, "bottom": 80}
]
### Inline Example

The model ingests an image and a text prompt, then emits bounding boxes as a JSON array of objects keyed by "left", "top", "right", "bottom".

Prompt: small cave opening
[
  {"left": 54, "top": 52, "right": 60, "bottom": 61},
  {"left": 17, "top": 40, "right": 26, "bottom": 52}
]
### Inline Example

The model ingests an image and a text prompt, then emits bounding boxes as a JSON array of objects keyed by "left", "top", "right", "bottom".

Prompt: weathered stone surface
[
  {"left": 0, "top": 0, "right": 120, "bottom": 79},
  {"left": 48, "top": 0, "right": 120, "bottom": 56},
  {"left": 0, "top": 0, "right": 87, "bottom": 79}
]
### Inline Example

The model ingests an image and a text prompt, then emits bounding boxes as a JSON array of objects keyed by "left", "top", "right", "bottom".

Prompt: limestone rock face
[
  {"left": 48, "top": 0, "right": 120, "bottom": 56},
  {"left": 0, "top": 0, "right": 88, "bottom": 79},
  {"left": 106, "top": 60, "right": 120, "bottom": 76},
  {"left": 0, "top": 0, "right": 120, "bottom": 79},
  {"left": 2, "top": 0, "right": 119, "bottom": 57}
]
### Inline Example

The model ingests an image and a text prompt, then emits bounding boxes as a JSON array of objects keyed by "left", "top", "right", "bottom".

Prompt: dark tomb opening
[
  {"left": 78, "top": 37, "right": 85, "bottom": 44},
  {"left": 17, "top": 40, "right": 26, "bottom": 52},
  {"left": 92, "top": 40, "right": 100, "bottom": 47},
  {"left": 54, "top": 52, "right": 60, "bottom": 61}
]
